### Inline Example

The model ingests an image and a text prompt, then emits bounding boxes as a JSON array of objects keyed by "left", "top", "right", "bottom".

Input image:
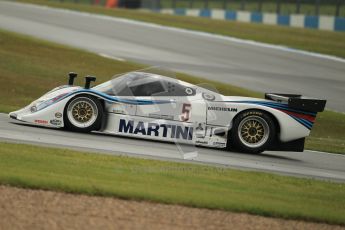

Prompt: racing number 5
[{"left": 181, "top": 103, "right": 191, "bottom": 121}]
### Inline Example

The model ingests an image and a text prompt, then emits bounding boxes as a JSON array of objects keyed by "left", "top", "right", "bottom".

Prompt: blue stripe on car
[
  {"left": 38, "top": 88, "right": 173, "bottom": 111},
  {"left": 221, "top": 100, "right": 316, "bottom": 130},
  {"left": 222, "top": 101, "right": 316, "bottom": 116}
]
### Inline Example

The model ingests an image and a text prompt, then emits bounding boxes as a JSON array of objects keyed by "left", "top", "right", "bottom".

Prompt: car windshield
[{"left": 93, "top": 71, "right": 196, "bottom": 97}]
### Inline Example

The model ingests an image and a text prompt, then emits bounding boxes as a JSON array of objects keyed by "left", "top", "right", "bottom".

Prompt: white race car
[{"left": 9, "top": 70, "right": 326, "bottom": 153}]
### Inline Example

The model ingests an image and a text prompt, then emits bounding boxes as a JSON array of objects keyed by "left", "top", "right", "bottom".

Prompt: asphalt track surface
[
  {"left": 0, "top": 1, "right": 345, "bottom": 112},
  {"left": 0, "top": 2, "right": 345, "bottom": 182},
  {"left": 1, "top": 114, "right": 345, "bottom": 182}
]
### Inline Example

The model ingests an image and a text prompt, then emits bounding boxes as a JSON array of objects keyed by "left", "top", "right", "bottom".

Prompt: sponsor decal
[
  {"left": 55, "top": 112, "right": 62, "bottom": 118},
  {"left": 195, "top": 123, "right": 204, "bottom": 131},
  {"left": 50, "top": 119, "right": 62, "bottom": 126},
  {"left": 118, "top": 119, "right": 193, "bottom": 140},
  {"left": 113, "top": 109, "right": 125, "bottom": 114},
  {"left": 196, "top": 140, "right": 208, "bottom": 145},
  {"left": 52, "top": 93, "right": 69, "bottom": 102},
  {"left": 208, "top": 106, "right": 238, "bottom": 112},
  {"left": 34, "top": 119, "right": 48, "bottom": 124},
  {"left": 213, "top": 142, "right": 226, "bottom": 147},
  {"left": 149, "top": 114, "right": 174, "bottom": 120}
]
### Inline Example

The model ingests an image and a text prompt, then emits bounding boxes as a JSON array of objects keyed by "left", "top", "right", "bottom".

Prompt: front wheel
[
  {"left": 230, "top": 110, "right": 276, "bottom": 154},
  {"left": 64, "top": 95, "right": 103, "bottom": 132}
]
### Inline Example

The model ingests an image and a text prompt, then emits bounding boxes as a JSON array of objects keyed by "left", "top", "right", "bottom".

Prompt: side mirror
[
  {"left": 68, "top": 72, "right": 78, "bottom": 85},
  {"left": 85, "top": 76, "right": 96, "bottom": 89}
]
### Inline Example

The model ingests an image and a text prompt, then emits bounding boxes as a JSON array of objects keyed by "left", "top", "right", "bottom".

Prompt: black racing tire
[
  {"left": 229, "top": 110, "right": 276, "bottom": 154},
  {"left": 64, "top": 95, "right": 103, "bottom": 133}
]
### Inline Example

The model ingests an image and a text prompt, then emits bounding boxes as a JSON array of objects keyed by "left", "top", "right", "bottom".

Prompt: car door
[
  {"left": 134, "top": 78, "right": 201, "bottom": 123},
  {"left": 133, "top": 80, "right": 208, "bottom": 142}
]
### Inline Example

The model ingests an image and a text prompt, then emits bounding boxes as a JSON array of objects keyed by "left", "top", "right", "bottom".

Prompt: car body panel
[{"left": 9, "top": 71, "right": 324, "bottom": 152}]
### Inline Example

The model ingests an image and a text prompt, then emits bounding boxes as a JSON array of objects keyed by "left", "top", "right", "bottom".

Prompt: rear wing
[{"left": 265, "top": 93, "right": 326, "bottom": 113}]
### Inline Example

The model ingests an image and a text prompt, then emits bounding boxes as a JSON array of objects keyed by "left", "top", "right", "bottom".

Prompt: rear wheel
[
  {"left": 64, "top": 95, "right": 103, "bottom": 132},
  {"left": 230, "top": 110, "right": 276, "bottom": 154}
]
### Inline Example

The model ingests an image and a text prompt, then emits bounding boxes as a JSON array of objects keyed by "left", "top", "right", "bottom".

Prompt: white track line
[
  {"left": 98, "top": 53, "right": 126, "bottom": 62},
  {"left": 6, "top": 1, "right": 345, "bottom": 64}
]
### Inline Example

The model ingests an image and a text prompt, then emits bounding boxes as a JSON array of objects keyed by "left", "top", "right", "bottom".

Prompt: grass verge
[
  {"left": 15, "top": 0, "right": 345, "bottom": 58},
  {"left": 0, "top": 142, "right": 344, "bottom": 225},
  {"left": 0, "top": 29, "right": 344, "bottom": 154}
]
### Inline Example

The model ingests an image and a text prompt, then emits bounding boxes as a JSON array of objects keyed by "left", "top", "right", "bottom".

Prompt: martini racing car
[{"left": 9, "top": 70, "right": 326, "bottom": 153}]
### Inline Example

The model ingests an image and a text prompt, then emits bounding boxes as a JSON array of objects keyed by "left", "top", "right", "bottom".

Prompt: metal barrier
[
  {"left": 55, "top": 0, "right": 344, "bottom": 16},
  {"left": 50, "top": 0, "right": 345, "bottom": 30},
  {"left": 141, "top": 0, "right": 344, "bottom": 17}
]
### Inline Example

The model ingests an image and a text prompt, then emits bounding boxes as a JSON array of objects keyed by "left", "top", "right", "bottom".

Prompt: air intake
[
  {"left": 68, "top": 72, "right": 78, "bottom": 85},
  {"left": 84, "top": 76, "right": 96, "bottom": 89}
]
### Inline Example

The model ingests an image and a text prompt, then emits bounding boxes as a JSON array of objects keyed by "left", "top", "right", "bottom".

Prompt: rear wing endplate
[{"left": 265, "top": 93, "right": 326, "bottom": 112}]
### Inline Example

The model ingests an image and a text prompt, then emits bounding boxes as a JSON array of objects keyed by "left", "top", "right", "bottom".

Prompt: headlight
[{"left": 30, "top": 106, "right": 37, "bottom": 113}]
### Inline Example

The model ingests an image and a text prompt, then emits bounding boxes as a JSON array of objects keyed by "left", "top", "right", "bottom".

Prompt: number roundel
[
  {"left": 185, "top": 87, "right": 193, "bottom": 95},
  {"left": 202, "top": 92, "right": 215, "bottom": 101}
]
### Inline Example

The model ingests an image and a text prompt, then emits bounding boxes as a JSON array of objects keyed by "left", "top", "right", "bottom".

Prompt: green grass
[
  {"left": 15, "top": 0, "right": 345, "bottom": 58},
  {"left": 306, "top": 110, "right": 345, "bottom": 153},
  {"left": 0, "top": 142, "right": 344, "bottom": 225},
  {"left": 0, "top": 29, "right": 344, "bottom": 154},
  {"left": 0, "top": 28, "right": 259, "bottom": 112}
]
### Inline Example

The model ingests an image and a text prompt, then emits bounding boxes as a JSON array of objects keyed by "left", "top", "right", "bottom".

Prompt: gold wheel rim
[
  {"left": 71, "top": 101, "right": 93, "bottom": 123},
  {"left": 240, "top": 119, "right": 265, "bottom": 144},
  {"left": 238, "top": 115, "right": 269, "bottom": 148}
]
